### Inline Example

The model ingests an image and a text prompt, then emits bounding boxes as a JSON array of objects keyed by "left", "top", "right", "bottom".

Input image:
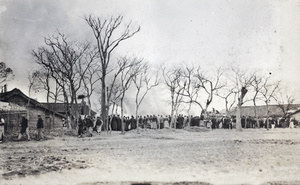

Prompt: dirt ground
[{"left": 1, "top": 127, "right": 300, "bottom": 185}]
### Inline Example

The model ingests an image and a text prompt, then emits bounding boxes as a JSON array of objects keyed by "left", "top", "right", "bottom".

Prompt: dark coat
[
  {"left": 20, "top": 117, "right": 28, "bottom": 134},
  {"left": 96, "top": 118, "right": 102, "bottom": 126},
  {"left": 37, "top": 118, "right": 44, "bottom": 129},
  {"left": 85, "top": 118, "right": 94, "bottom": 128}
]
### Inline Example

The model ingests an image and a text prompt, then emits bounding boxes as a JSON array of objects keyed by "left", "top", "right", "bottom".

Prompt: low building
[
  {"left": 0, "top": 88, "right": 65, "bottom": 131},
  {"left": 40, "top": 102, "right": 97, "bottom": 118},
  {"left": 289, "top": 108, "right": 300, "bottom": 121},
  {"left": 230, "top": 104, "right": 300, "bottom": 119},
  {"left": 40, "top": 102, "right": 97, "bottom": 129},
  {"left": 0, "top": 101, "right": 27, "bottom": 132}
]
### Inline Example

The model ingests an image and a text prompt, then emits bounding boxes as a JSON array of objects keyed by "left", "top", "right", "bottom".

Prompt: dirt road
[{"left": 1, "top": 128, "right": 300, "bottom": 185}]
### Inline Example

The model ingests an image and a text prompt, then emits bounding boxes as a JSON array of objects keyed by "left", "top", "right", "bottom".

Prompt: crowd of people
[
  {"left": 76, "top": 114, "right": 234, "bottom": 137},
  {"left": 104, "top": 114, "right": 233, "bottom": 131},
  {"left": 0, "top": 112, "right": 298, "bottom": 142},
  {"left": 77, "top": 113, "right": 299, "bottom": 137}
]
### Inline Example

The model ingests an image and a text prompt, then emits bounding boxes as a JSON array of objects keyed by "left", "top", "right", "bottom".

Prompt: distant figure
[
  {"left": 18, "top": 116, "right": 30, "bottom": 141},
  {"left": 152, "top": 115, "right": 157, "bottom": 129},
  {"left": 289, "top": 118, "right": 295, "bottom": 129},
  {"left": 160, "top": 115, "right": 164, "bottom": 129},
  {"left": 36, "top": 115, "right": 44, "bottom": 140},
  {"left": 67, "top": 116, "right": 71, "bottom": 129},
  {"left": 183, "top": 116, "right": 187, "bottom": 128},
  {"left": 207, "top": 120, "right": 212, "bottom": 129},
  {"left": 94, "top": 117, "right": 103, "bottom": 134},
  {"left": 147, "top": 115, "right": 151, "bottom": 129},
  {"left": 62, "top": 118, "right": 67, "bottom": 129},
  {"left": 78, "top": 116, "right": 84, "bottom": 138},
  {"left": 85, "top": 116, "right": 94, "bottom": 137},
  {"left": 164, "top": 116, "right": 169, "bottom": 128},
  {"left": 0, "top": 117, "right": 5, "bottom": 143}
]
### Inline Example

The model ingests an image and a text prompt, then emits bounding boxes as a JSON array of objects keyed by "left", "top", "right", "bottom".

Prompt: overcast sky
[{"left": 0, "top": 0, "right": 300, "bottom": 115}]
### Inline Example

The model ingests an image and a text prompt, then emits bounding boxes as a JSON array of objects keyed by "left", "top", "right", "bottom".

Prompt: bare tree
[
  {"left": 230, "top": 66, "right": 254, "bottom": 131},
  {"left": 193, "top": 66, "right": 226, "bottom": 115},
  {"left": 0, "top": 62, "right": 14, "bottom": 90},
  {"left": 32, "top": 32, "right": 93, "bottom": 128},
  {"left": 133, "top": 62, "right": 159, "bottom": 133},
  {"left": 104, "top": 58, "right": 136, "bottom": 133},
  {"left": 216, "top": 86, "right": 238, "bottom": 116},
  {"left": 179, "top": 64, "right": 196, "bottom": 127},
  {"left": 85, "top": 15, "right": 140, "bottom": 130},
  {"left": 30, "top": 68, "right": 64, "bottom": 103},
  {"left": 28, "top": 68, "right": 65, "bottom": 128},
  {"left": 250, "top": 72, "right": 264, "bottom": 128},
  {"left": 27, "top": 71, "right": 40, "bottom": 106},
  {"left": 114, "top": 57, "right": 142, "bottom": 134},
  {"left": 162, "top": 65, "right": 185, "bottom": 128},
  {"left": 260, "top": 77, "right": 280, "bottom": 130},
  {"left": 170, "top": 64, "right": 209, "bottom": 127},
  {"left": 274, "top": 85, "right": 295, "bottom": 123},
  {"left": 80, "top": 48, "right": 101, "bottom": 116}
]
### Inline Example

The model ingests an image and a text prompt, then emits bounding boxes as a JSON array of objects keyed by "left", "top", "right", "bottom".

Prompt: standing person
[
  {"left": 94, "top": 117, "right": 103, "bottom": 133},
  {"left": 78, "top": 116, "right": 84, "bottom": 138},
  {"left": 62, "top": 118, "right": 67, "bottom": 129},
  {"left": 147, "top": 115, "right": 152, "bottom": 129},
  {"left": 0, "top": 117, "right": 5, "bottom": 143},
  {"left": 177, "top": 115, "right": 184, "bottom": 129},
  {"left": 36, "top": 115, "right": 44, "bottom": 140},
  {"left": 289, "top": 118, "right": 295, "bottom": 129},
  {"left": 159, "top": 115, "right": 164, "bottom": 129},
  {"left": 157, "top": 115, "right": 160, "bottom": 129},
  {"left": 143, "top": 116, "right": 147, "bottom": 129},
  {"left": 138, "top": 116, "right": 143, "bottom": 128},
  {"left": 85, "top": 116, "right": 94, "bottom": 137},
  {"left": 67, "top": 116, "right": 71, "bottom": 129},
  {"left": 18, "top": 116, "right": 30, "bottom": 141},
  {"left": 183, "top": 115, "right": 187, "bottom": 128},
  {"left": 164, "top": 115, "right": 170, "bottom": 128},
  {"left": 116, "top": 115, "right": 122, "bottom": 131},
  {"left": 152, "top": 115, "right": 157, "bottom": 129}
]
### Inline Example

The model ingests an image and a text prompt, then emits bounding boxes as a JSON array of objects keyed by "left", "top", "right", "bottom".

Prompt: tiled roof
[
  {"left": 40, "top": 102, "right": 97, "bottom": 116},
  {"left": 230, "top": 104, "right": 300, "bottom": 118},
  {"left": 0, "top": 88, "right": 65, "bottom": 118},
  {"left": 0, "top": 88, "right": 40, "bottom": 105}
]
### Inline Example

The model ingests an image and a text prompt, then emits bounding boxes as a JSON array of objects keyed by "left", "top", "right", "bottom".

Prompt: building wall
[
  {"left": 0, "top": 110, "right": 27, "bottom": 132},
  {"left": 3, "top": 107, "right": 65, "bottom": 131},
  {"left": 1, "top": 90, "right": 67, "bottom": 132},
  {"left": 292, "top": 112, "right": 300, "bottom": 121},
  {"left": 50, "top": 112, "right": 64, "bottom": 128},
  {"left": 27, "top": 106, "right": 46, "bottom": 129},
  {"left": 27, "top": 107, "right": 64, "bottom": 129},
  {"left": 234, "top": 104, "right": 300, "bottom": 119}
]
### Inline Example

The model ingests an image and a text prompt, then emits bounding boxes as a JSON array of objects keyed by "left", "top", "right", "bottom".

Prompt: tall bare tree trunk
[
  {"left": 170, "top": 101, "right": 175, "bottom": 128},
  {"left": 236, "top": 101, "right": 242, "bottom": 131},
  {"left": 135, "top": 109, "right": 140, "bottom": 134},
  {"left": 253, "top": 101, "right": 259, "bottom": 128},
  {"left": 187, "top": 102, "right": 192, "bottom": 127},
  {"left": 120, "top": 96, "right": 125, "bottom": 134},
  {"left": 101, "top": 75, "right": 107, "bottom": 132},
  {"left": 266, "top": 103, "right": 270, "bottom": 130}
]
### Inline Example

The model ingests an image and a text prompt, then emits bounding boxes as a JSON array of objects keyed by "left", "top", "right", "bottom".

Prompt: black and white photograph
[{"left": 0, "top": 0, "right": 300, "bottom": 184}]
